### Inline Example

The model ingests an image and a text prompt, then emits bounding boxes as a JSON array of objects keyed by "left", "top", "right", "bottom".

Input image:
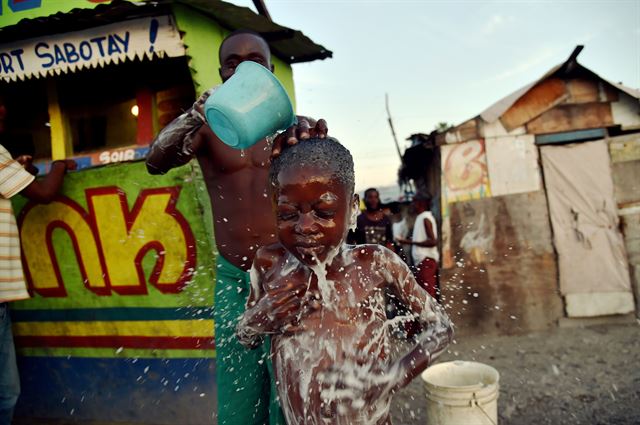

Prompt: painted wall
[
  {"left": 440, "top": 191, "right": 563, "bottom": 336},
  {"left": 11, "top": 160, "right": 218, "bottom": 424},
  {"left": 609, "top": 133, "right": 640, "bottom": 316},
  {"left": 439, "top": 125, "right": 563, "bottom": 335},
  {"left": 0, "top": 0, "right": 108, "bottom": 28},
  {"left": 171, "top": 3, "right": 297, "bottom": 110}
]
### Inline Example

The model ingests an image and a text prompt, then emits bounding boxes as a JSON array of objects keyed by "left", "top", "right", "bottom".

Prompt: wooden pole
[{"left": 385, "top": 93, "right": 403, "bottom": 161}]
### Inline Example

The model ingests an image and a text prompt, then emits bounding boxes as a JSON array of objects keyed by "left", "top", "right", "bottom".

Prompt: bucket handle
[{"left": 470, "top": 392, "right": 498, "bottom": 425}]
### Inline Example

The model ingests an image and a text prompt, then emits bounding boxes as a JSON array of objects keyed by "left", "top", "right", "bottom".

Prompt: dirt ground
[{"left": 390, "top": 321, "right": 640, "bottom": 425}]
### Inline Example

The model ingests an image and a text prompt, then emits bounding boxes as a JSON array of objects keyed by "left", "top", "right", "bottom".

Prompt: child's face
[{"left": 275, "top": 164, "right": 355, "bottom": 266}]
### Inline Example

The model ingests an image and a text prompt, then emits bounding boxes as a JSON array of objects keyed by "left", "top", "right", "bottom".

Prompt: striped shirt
[{"left": 0, "top": 144, "right": 34, "bottom": 302}]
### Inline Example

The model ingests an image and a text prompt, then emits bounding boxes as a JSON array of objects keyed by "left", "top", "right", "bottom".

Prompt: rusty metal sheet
[
  {"left": 443, "top": 118, "right": 481, "bottom": 144},
  {"left": 526, "top": 102, "right": 614, "bottom": 134},
  {"left": 500, "top": 78, "right": 568, "bottom": 131},
  {"left": 440, "top": 192, "right": 562, "bottom": 335},
  {"left": 566, "top": 78, "right": 618, "bottom": 103}
]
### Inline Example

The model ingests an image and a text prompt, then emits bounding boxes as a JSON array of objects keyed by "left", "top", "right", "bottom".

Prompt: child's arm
[
  {"left": 318, "top": 247, "right": 452, "bottom": 416},
  {"left": 383, "top": 249, "right": 453, "bottom": 391},
  {"left": 236, "top": 248, "right": 312, "bottom": 349}
]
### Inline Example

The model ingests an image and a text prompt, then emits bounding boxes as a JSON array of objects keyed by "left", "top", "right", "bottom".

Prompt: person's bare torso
[
  {"left": 265, "top": 245, "right": 395, "bottom": 425},
  {"left": 196, "top": 125, "right": 276, "bottom": 270}
]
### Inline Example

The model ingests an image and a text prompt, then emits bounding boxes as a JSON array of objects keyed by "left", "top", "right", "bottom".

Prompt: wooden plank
[
  {"left": 526, "top": 102, "right": 614, "bottom": 134},
  {"left": 443, "top": 118, "right": 480, "bottom": 144},
  {"left": 566, "top": 78, "right": 619, "bottom": 104},
  {"left": 500, "top": 78, "right": 568, "bottom": 131},
  {"left": 608, "top": 133, "right": 640, "bottom": 163}
]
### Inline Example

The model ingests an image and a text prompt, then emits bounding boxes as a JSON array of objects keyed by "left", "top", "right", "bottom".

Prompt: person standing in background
[
  {"left": 0, "top": 93, "right": 77, "bottom": 425},
  {"left": 397, "top": 193, "right": 439, "bottom": 299},
  {"left": 351, "top": 187, "right": 394, "bottom": 249}
]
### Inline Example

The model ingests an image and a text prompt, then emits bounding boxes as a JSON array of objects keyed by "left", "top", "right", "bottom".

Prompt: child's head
[
  {"left": 269, "top": 137, "right": 357, "bottom": 265},
  {"left": 412, "top": 192, "right": 432, "bottom": 213},
  {"left": 363, "top": 188, "right": 381, "bottom": 212}
]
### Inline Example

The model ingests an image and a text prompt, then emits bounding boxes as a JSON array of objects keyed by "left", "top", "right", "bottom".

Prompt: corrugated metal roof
[
  {"left": 479, "top": 46, "right": 639, "bottom": 124},
  {"left": 180, "top": 0, "right": 331, "bottom": 63},
  {"left": 0, "top": 0, "right": 332, "bottom": 64}
]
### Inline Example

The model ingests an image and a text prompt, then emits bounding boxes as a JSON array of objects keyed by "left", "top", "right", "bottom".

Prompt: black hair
[
  {"left": 364, "top": 187, "right": 379, "bottom": 197},
  {"left": 219, "top": 29, "right": 270, "bottom": 59},
  {"left": 269, "top": 137, "right": 355, "bottom": 195},
  {"left": 413, "top": 192, "right": 432, "bottom": 205},
  {"left": 386, "top": 201, "right": 402, "bottom": 214}
]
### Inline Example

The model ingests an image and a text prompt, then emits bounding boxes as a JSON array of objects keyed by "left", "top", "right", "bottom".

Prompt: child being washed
[{"left": 236, "top": 138, "right": 453, "bottom": 425}]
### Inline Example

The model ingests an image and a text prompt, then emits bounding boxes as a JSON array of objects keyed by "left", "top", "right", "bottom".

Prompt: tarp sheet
[{"left": 541, "top": 140, "right": 632, "bottom": 296}]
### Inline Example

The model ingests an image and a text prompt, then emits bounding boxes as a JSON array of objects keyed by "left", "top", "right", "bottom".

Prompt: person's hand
[
  {"left": 395, "top": 237, "right": 411, "bottom": 245},
  {"left": 16, "top": 155, "right": 39, "bottom": 175},
  {"left": 244, "top": 281, "right": 318, "bottom": 335},
  {"left": 192, "top": 88, "right": 215, "bottom": 120},
  {"left": 16, "top": 155, "right": 32, "bottom": 166},
  {"left": 271, "top": 116, "right": 328, "bottom": 158},
  {"left": 51, "top": 159, "right": 78, "bottom": 172},
  {"left": 63, "top": 159, "right": 78, "bottom": 171}
]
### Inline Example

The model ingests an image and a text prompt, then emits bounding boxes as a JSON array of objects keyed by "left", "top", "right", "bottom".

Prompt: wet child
[{"left": 236, "top": 138, "right": 453, "bottom": 425}]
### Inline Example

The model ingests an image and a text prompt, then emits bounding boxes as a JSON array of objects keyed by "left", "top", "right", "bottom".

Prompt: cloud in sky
[
  {"left": 480, "top": 46, "right": 561, "bottom": 84},
  {"left": 481, "top": 14, "right": 515, "bottom": 35}
]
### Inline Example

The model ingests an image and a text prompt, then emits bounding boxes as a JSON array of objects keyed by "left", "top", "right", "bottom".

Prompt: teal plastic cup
[{"left": 204, "top": 61, "right": 297, "bottom": 149}]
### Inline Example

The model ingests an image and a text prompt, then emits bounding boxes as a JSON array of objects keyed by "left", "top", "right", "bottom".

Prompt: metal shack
[
  {"left": 401, "top": 46, "right": 639, "bottom": 336},
  {"left": 0, "top": 1, "right": 330, "bottom": 423}
]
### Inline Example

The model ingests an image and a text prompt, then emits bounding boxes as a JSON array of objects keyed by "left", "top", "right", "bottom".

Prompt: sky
[{"left": 230, "top": 0, "right": 640, "bottom": 194}]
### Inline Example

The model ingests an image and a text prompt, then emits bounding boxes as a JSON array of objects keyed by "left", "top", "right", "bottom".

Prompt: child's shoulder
[{"left": 347, "top": 243, "right": 397, "bottom": 263}]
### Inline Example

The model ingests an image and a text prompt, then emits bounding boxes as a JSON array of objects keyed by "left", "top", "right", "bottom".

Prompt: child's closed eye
[
  {"left": 315, "top": 210, "right": 336, "bottom": 219},
  {"left": 278, "top": 212, "right": 298, "bottom": 221}
]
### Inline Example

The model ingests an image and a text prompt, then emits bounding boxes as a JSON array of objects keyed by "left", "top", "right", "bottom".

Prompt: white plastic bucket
[{"left": 421, "top": 361, "right": 500, "bottom": 425}]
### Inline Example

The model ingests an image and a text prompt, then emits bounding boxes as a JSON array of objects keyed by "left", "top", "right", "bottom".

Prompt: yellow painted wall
[{"left": 170, "top": 4, "right": 296, "bottom": 110}]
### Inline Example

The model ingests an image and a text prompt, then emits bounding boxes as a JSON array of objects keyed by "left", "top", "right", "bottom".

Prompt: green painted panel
[
  {"left": 273, "top": 54, "right": 297, "bottom": 112},
  {"left": 0, "top": 0, "right": 108, "bottom": 28},
  {"left": 11, "top": 160, "right": 216, "bottom": 311},
  {"left": 18, "top": 346, "right": 215, "bottom": 359},
  {"left": 171, "top": 3, "right": 296, "bottom": 110},
  {"left": 171, "top": 3, "right": 225, "bottom": 94}
]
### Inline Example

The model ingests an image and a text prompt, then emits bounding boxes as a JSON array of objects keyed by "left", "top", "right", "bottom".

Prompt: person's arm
[
  {"left": 20, "top": 159, "right": 77, "bottom": 204},
  {"left": 317, "top": 247, "right": 452, "bottom": 414},
  {"left": 397, "top": 217, "right": 437, "bottom": 247},
  {"left": 145, "top": 89, "right": 213, "bottom": 175},
  {"left": 384, "top": 249, "right": 452, "bottom": 392},
  {"left": 236, "top": 248, "right": 316, "bottom": 349}
]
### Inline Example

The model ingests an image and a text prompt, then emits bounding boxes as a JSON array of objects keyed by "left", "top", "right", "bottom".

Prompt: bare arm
[
  {"left": 145, "top": 90, "right": 213, "bottom": 174},
  {"left": 397, "top": 218, "right": 438, "bottom": 247},
  {"left": 20, "top": 160, "right": 76, "bottom": 204},
  {"left": 385, "top": 249, "right": 452, "bottom": 392},
  {"left": 318, "top": 247, "right": 452, "bottom": 415},
  {"left": 236, "top": 249, "right": 314, "bottom": 349}
]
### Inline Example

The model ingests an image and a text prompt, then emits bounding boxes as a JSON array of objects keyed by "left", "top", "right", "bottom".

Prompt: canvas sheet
[{"left": 541, "top": 140, "right": 632, "bottom": 297}]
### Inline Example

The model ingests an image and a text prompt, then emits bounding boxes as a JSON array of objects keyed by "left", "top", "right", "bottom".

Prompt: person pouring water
[{"left": 146, "top": 29, "right": 328, "bottom": 425}]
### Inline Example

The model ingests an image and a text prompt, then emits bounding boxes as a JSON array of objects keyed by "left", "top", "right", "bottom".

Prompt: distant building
[{"left": 401, "top": 46, "right": 640, "bottom": 335}]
